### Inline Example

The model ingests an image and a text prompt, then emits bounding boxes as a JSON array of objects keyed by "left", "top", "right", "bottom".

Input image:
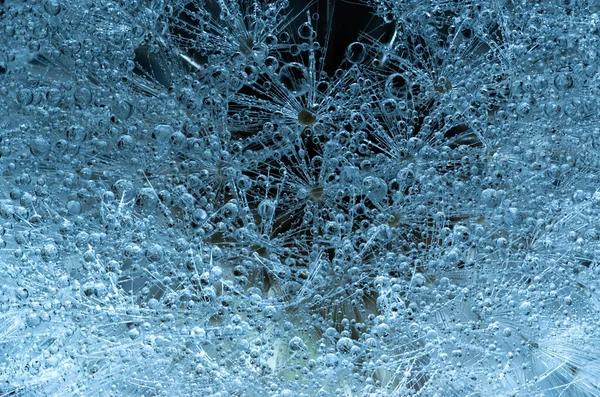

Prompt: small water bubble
[
  {"left": 117, "top": 135, "right": 135, "bottom": 151},
  {"left": 543, "top": 102, "right": 562, "bottom": 118},
  {"left": 279, "top": 63, "right": 309, "bottom": 97},
  {"left": 112, "top": 100, "right": 133, "bottom": 120},
  {"left": 258, "top": 199, "right": 276, "bottom": 219},
  {"left": 74, "top": 87, "right": 92, "bottom": 107},
  {"left": 516, "top": 102, "right": 531, "bottom": 117},
  {"left": 170, "top": 131, "right": 186, "bottom": 149},
  {"left": 373, "top": 323, "right": 390, "bottom": 338},
  {"left": 30, "top": 137, "right": 51, "bottom": 157},
  {"left": 43, "top": 0, "right": 61, "bottom": 15},
  {"left": 129, "top": 328, "right": 140, "bottom": 339},
  {"left": 481, "top": 188, "right": 501, "bottom": 207},
  {"left": 243, "top": 65, "right": 259, "bottom": 84},
  {"left": 41, "top": 243, "right": 58, "bottom": 262},
  {"left": 178, "top": 193, "right": 195, "bottom": 210},
  {"left": 264, "top": 56, "right": 279, "bottom": 72},
  {"left": 25, "top": 312, "right": 41, "bottom": 327},
  {"left": 66, "top": 125, "right": 87, "bottom": 142},
  {"left": 380, "top": 98, "right": 398, "bottom": 115},
  {"left": 363, "top": 176, "right": 387, "bottom": 201},
  {"left": 136, "top": 188, "right": 158, "bottom": 211},
  {"left": 385, "top": 74, "right": 408, "bottom": 99},
  {"left": 123, "top": 243, "right": 144, "bottom": 262},
  {"left": 411, "top": 273, "right": 426, "bottom": 287},
  {"left": 210, "top": 66, "right": 229, "bottom": 88},
  {"left": 148, "top": 298, "right": 159, "bottom": 309},
  {"left": 17, "top": 89, "right": 34, "bottom": 106},
  {"left": 192, "top": 208, "right": 207, "bottom": 224},
  {"left": 16, "top": 287, "right": 29, "bottom": 300},
  {"left": 297, "top": 22, "right": 314, "bottom": 40},
  {"left": 279, "top": 31, "right": 290, "bottom": 43},
  {"left": 112, "top": 179, "right": 135, "bottom": 201},
  {"left": 288, "top": 336, "right": 307, "bottom": 351},
  {"left": 534, "top": 75, "right": 548, "bottom": 90},
  {"left": 46, "top": 88, "right": 62, "bottom": 106},
  {"left": 554, "top": 73, "right": 574, "bottom": 90},
  {"left": 336, "top": 337, "right": 354, "bottom": 353},
  {"left": 383, "top": 12, "right": 395, "bottom": 23},
  {"left": 346, "top": 42, "right": 366, "bottom": 64},
  {"left": 221, "top": 202, "right": 239, "bottom": 223},
  {"left": 496, "top": 237, "right": 508, "bottom": 249},
  {"left": 237, "top": 175, "right": 252, "bottom": 191},
  {"left": 153, "top": 125, "right": 174, "bottom": 143},
  {"left": 145, "top": 244, "right": 164, "bottom": 263}
]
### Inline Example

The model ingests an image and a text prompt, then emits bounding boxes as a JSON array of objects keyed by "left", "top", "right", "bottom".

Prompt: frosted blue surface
[{"left": 1, "top": 0, "right": 600, "bottom": 396}]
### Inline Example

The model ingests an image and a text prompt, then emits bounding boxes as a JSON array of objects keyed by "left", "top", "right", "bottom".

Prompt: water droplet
[
  {"left": 30, "top": 138, "right": 51, "bottom": 157},
  {"left": 279, "top": 63, "right": 309, "bottom": 97},
  {"left": 258, "top": 199, "right": 276, "bottom": 219},
  {"left": 346, "top": 42, "right": 366, "bottom": 63},
  {"left": 288, "top": 336, "right": 306, "bottom": 351},
  {"left": 112, "top": 100, "right": 133, "bottom": 120},
  {"left": 136, "top": 188, "right": 158, "bottom": 210},
  {"left": 16, "top": 288, "right": 29, "bottom": 300},
  {"left": 336, "top": 337, "right": 354, "bottom": 353},
  {"left": 67, "top": 200, "right": 82, "bottom": 215},
  {"left": 554, "top": 73, "right": 574, "bottom": 90},
  {"left": 46, "top": 88, "right": 62, "bottom": 106},
  {"left": 41, "top": 243, "right": 58, "bottom": 262},
  {"left": 221, "top": 202, "right": 239, "bottom": 223},
  {"left": 17, "top": 89, "right": 33, "bottom": 106},
  {"left": 297, "top": 22, "right": 314, "bottom": 40},
  {"left": 380, "top": 98, "right": 398, "bottom": 115},
  {"left": 74, "top": 87, "right": 92, "bottom": 106},
  {"left": 385, "top": 73, "right": 408, "bottom": 99},
  {"left": 43, "top": 0, "right": 61, "bottom": 15},
  {"left": 26, "top": 312, "right": 41, "bottom": 327}
]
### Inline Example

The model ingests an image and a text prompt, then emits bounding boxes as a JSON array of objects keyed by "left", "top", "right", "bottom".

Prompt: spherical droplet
[
  {"left": 46, "top": 88, "right": 62, "bottom": 106},
  {"left": 380, "top": 98, "right": 398, "bottom": 115},
  {"left": 297, "top": 22, "right": 314, "bottom": 40},
  {"left": 336, "top": 337, "right": 354, "bottom": 353},
  {"left": 16, "top": 287, "right": 29, "bottom": 300},
  {"left": 41, "top": 243, "right": 58, "bottom": 262},
  {"left": 74, "top": 87, "right": 92, "bottom": 106},
  {"left": 26, "top": 312, "right": 41, "bottom": 327},
  {"left": 145, "top": 244, "right": 164, "bottom": 263},
  {"left": 17, "top": 88, "right": 34, "bottom": 106},
  {"left": 363, "top": 176, "right": 387, "bottom": 201},
  {"left": 221, "top": 202, "right": 239, "bottom": 223},
  {"left": 385, "top": 73, "right": 408, "bottom": 99},
  {"left": 67, "top": 200, "right": 82, "bottom": 215},
  {"left": 279, "top": 63, "right": 309, "bottom": 97},
  {"left": 258, "top": 199, "right": 276, "bottom": 219},
  {"left": 288, "top": 336, "right": 306, "bottom": 351},
  {"left": 346, "top": 42, "right": 366, "bottom": 64},
  {"left": 136, "top": 188, "right": 158, "bottom": 210},
  {"left": 30, "top": 137, "right": 51, "bottom": 157},
  {"left": 113, "top": 100, "right": 133, "bottom": 120},
  {"left": 44, "top": 0, "right": 62, "bottom": 15},
  {"left": 554, "top": 73, "right": 574, "bottom": 90}
]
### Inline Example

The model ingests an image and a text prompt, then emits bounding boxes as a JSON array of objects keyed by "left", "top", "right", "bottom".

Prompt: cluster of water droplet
[{"left": 2, "top": 0, "right": 600, "bottom": 396}]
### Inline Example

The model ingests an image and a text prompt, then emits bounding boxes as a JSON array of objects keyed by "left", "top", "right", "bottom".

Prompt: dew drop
[
  {"left": 279, "top": 63, "right": 309, "bottom": 97},
  {"left": 346, "top": 42, "right": 366, "bottom": 64}
]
